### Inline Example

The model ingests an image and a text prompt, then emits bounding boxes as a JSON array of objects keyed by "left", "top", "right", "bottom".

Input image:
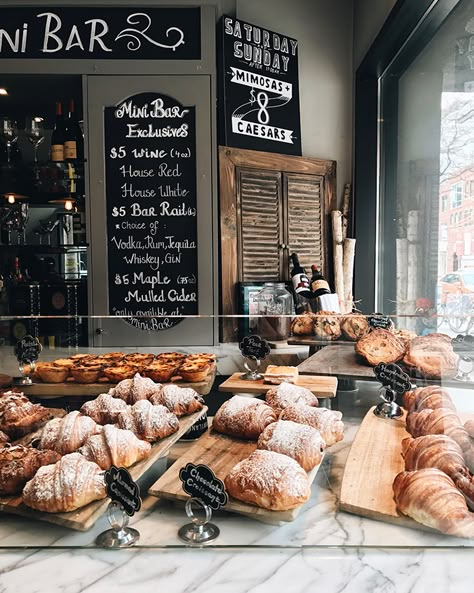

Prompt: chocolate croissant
[
  {"left": 40, "top": 411, "right": 100, "bottom": 455},
  {"left": 117, "top": 400, "right": 179, "bottom": 442},
  {"left": 79, "top": 424, "right": 151, "bottom": 470},
  {"left": 80, "top": 393, "right": 129, "bottom": 424},
  {"left": 0, "top": 391, "right": 51, "bottom": 439},
  {"left": 212, "top": 395, "right": 277, "bottom": 440},
  {"left": 149, "top": 384, "right": 204, "bottom": 417},
  {"left": 279, "top": 405, "right": 344, "bottom": 447},
  {"left": 23, "top": 452, "right": 106, "bottom": 513}
]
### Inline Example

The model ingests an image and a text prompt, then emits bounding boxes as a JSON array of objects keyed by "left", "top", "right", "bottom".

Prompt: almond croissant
[
  {"left": 80, "top": 393, "right": 129, "bottom": 424},
  {"left": 117, "top": 400, "right": 179, "bottom": 442},
  {"left": 40, "top": 411, "right": 100, "bottom": 455},
  {"left": 22, "top": 452, "right": 106, "bottom": 513},
  {"left": 79, "top": 424, "right": 151, "bottom": 470}
]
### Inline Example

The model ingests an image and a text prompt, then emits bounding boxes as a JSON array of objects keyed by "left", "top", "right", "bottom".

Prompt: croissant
[
  {"left": 40, "top": 411, "right": 100, "bottom": 455},
  {"left": 405, "top": 407, "right": 474, "bottom": 472},
  {"left": 279, "top": 405, "right": 344, "bottom": 447},
  {"left": 79, "top": 424, "right": 151, "bottom": 470},
  {"left": 401, "top": 434, "right": 474, "bottom": 510},
  {"left": 403, "top": 386, "right": 456, "bottom": 414},
  {"left": 0, "top": 430, "right": 9, "bottom": 447},
  {"left": 23, "top": 452, "right": 106, "bottom": 513},
  {"left": 0, "top": 391, "right": 51, "bottom": 439},
  {"left": 393, "top": 468, "right": 474, "bottom": 537},
  {"left": 265, "top": 382, "right": 319, "bottom": 415},
  {"left": 464, "top": 419, "right": 474, "bottom": 439},
  {"left": 149, "top": 384, "right": 204, "bottom": 417},
  {"left": 0, "top": 445, "right": 61, "bottom": 496},
  {"left": 109, "top": 373, "right": 162, "bottom": 405},
  {"left": 117, "top": 400, "right": 179, "bottom": 442},
  {"left": 212, "top": 395, "right": 277, "bottom": 440},
  {"left": 257, "top": 420, "right": 326, "bottom": 471},
  {"left": 80, "top": 393, "right": 129, "bottom": 424}
]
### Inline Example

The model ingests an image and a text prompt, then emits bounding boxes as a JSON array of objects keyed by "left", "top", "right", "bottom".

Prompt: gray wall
[
  {"left": 353, "top": 0, "right": 397, "bottom": 67},
  {"left": 237, "top": 0, "right": 354, "bottom": 205}
]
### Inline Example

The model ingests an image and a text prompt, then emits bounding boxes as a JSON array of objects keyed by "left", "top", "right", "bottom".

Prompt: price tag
[
  {"left": 367, "top": 313, "right": 394, "bottom": 330},
  {"left": 14, "top": 334, "right": 42, "bottom": 364},
  {"left": 374, "top": 362, "right": 411, "bottom": 394},
  {"left": 239, "top": 334, "right": 270, "bottom": 360},
  {"left": 452, "top": 334, "right": 474, "bottom": 353},
  {"left": 179, "top": 463, "right": 228, "bottom": 511},
  {"left": 104, "top": 466, "right": 141, "bottom": 517}
]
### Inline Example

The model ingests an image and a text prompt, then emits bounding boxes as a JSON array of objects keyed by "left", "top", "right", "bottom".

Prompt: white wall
[
  {"left": 237, "top": 0, "right": 354, "bottom": 203},
  {"left": 353, "top": 0, "right": 396, "bottom": 67}
]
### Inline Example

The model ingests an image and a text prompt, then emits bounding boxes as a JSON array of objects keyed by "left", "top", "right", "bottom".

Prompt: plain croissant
[
  {"left": 40, "top": 411, "right": 99, "bottom": 455},
  {"left": 393, "top": 468, "right": 474, "bottom": 538},
  {"left": 79, "top": 424, "right": 151, "bottom": 470},
  {"left": 403, "top": 386, "right": 456, "bottom": 414},
  {"left": 110, "top": 373, "right": 162, "bottom": 405},
  {"left": 117, "top": 400, "right": 179, "bottom": 442},
  {"left": 279, "top": 405, "right": 344, "bottom": 446},
  {"left": 22, "top": 452, "right": 106, "bottom": 513}
]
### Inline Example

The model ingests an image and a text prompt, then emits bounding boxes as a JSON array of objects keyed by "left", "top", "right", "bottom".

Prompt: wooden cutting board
[
  {"left": 218, "top": 372, "right": 338, "bottom": 398},
  {"left": 149, "top": 428, "right": 323, "bottom": 525},
  {"left": 0, "top": 373, "right": 12, "bottom": 389},
  {"left": 0, "top": 407, "right": 207, "bottom": 531},
  {"left": 20, "top": 366, "right": 217, "bottom": 398},
  {"left": 297, "top": 345, "right": 375, "bottom": 379}
]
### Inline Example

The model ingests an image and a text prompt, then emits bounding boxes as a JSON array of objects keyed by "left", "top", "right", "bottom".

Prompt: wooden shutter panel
[
  {"left": 284, "top": 173, "right": 327, "bottom": 276},
  {"left": 237, "top": 167, "right": 283, "bottom": 281}
]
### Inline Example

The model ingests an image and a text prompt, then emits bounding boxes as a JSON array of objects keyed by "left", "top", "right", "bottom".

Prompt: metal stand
[
  {"left": 455, "top": 356, "right": 474, "bottom": 382},
  {"left": 95, "top": 502, "right": 140, "bottom": 548},
  {"left": 178, "top": 497, "right": 220, "bottom": 546},
  {"left": 17, "top": 359, "right": 34, "bottom": 385},
  {"left": 240, "top": 356, "right": 263, "bottom": 381},
  {"left": 374, "top": 386, "right": 403, "bottom": 419}
]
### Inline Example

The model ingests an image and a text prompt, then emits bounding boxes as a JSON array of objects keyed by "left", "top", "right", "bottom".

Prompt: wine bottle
[
  {"left": 64, "top": 99, "right": 84, "bottom": 161},
  {"left": 290, "top": 253, "right": 312, "bottom": 299},
  {"left": 310, "top": 265, "right": 331, "bottom": 297},
  {"left": 51, "top": 101, "right": 65, "bottom": 162}
]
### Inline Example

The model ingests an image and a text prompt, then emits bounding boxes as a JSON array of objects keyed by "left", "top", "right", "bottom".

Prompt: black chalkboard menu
[{"left": 104, "top": 92, "right": 198, "bottom": 331}]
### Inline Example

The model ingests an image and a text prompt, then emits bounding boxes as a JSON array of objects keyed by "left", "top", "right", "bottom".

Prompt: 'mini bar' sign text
[{"left": 219, "top": 16, "right": 301, "bottom": 155}]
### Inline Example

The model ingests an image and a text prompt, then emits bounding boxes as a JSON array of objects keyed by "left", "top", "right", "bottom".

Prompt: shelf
[{"left": 0, "top": 245, "right": 88, "bottom": 254}]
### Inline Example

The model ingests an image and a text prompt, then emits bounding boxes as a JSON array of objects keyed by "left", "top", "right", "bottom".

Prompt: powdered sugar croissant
[
  {"left": 279, "top": 405, "right": 344, "bottom": 446},
  {"left": 117, "top": 400, "right": 179, "bottom": 442},
  {"left": 149, "top": 384, "right": 204, "bottom": 417},
  {"left": 40, "top": 411, "right": 100, "bottom": 455},
  {"left": 80, "top": 393, "right": 129, "bottom": 424}
]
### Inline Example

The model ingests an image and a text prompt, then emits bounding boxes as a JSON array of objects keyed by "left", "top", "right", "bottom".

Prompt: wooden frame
[{"left": 219, "top": 145, "right": 336, "bottom": 342}]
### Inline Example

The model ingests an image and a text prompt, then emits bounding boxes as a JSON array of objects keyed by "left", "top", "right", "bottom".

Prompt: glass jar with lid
[{"left": 255, "top": 282, "right": 294, "bottom": 341}]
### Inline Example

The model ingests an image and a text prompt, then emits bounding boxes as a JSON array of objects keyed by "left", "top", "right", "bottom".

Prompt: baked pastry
[
  {"left": 70, "top": 365, "right": 103, "bottom": 384},
  {"left": 291, "top": 314, "right": 314, "bottom": 336},
  {"left": 313, "top": 311, "right": 341, "bottom": 341},
  {"left": 464, "top": 419, "right": 474, "bottom": 439},
  {"left": 51, "top": 358, "right": 74, "bottom": 369},
  {"left": 355, "top": 329, "right": 405, "bottom": 366},
  {"left": 403, "top": 386, "right": 456, "bottom": 414},
  {"left": 279, "top": 405, "right": 344, "bottom": 447},
  {"left": 0, "top": 391, "right": 51, "bottom": 439},
  {"left": 178, "top": 362, "right": 211, "bottom": 382},
  {"left": 103, "top": 365, "right": 139, "bottom": 383},
  {"left": 80, "top": 393, "right": 129, "bottom": 424},
  {"left": 144, "top": 362, "right": 179, "bottom": 383},
  {"left": 23, "top": 452, "right": 106, "bottom": 513},
  {"left": 184, "top": 353, "right": 216, "bottom": 364},
  {"left": 95, "top": 351, "right": 125, "bottom": 363},
  {"left": 36, "top": 363, "right": 70, "bottom": 383},
  {"left": 263, "top": 365, "right": 299, "bottom": 385},
  {"left": 117, "top": 400, "right": 179, "bottom": 442},
  {"left": 108, "top": 373, "right": 161, "bottom": 405},
  {"left": 257, "top": 420, "right": 326, "bottom": 471},
  {"left": 0, "top": 445, "right": 60, "bottom": 496},
  {"left": 401, "top": 434, "right": 474, "bottom": 510},
  {"left": 79, "top": 424, "right": 151, "bottom": 470},
  {"left": 265, "top": 382, "right": 319, "bottom": 415},
  {"left": 40, "top": 411, "right": 99, "bottom": 455},
  {"left": 403, "top": 335, "right": 458, "bottom": 379},
  {"left": 340, "top": 314, "right": 369, "bottom": 341},
  {"left": 149, "top": 384, "right": 204, "bottom": 417},
  {"left": 68, "top": 353, "right": 95, "bottom": 362},
  {"left": 0, "top": 430, "right": 9, "bottom": 447},
  {"left": 393, "top": 468, "right": 474, "bottom": 537},
  {"left": 224, "top": 449, "right": 311, "bottom": 511},
  {"left": 212, "top": 395, "right": 277, "bottom": 440},
  {"left": 124, "top": 353, "right": 155, "bottom": 366},
  {"left": 156, "top": 352, "right": 188, "bottom": 364},
  {"left": 393, "top": 329, "right": 417, "bottom": 346}
]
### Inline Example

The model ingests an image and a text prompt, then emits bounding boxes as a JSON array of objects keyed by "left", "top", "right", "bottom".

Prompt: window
[
  {"left": 451, "top": 182, "right": 463, "bottom": 209},
  {"left": 442, "top": 194, "right": 448, "bottom": 211}
]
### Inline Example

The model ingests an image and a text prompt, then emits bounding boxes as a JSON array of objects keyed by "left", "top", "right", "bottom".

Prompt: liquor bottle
[
  {"left": 64, "top": 99, "right": 84, "bottom": 161},
  {"left": 50, "top": 101, "right": 65, "bottom": 162},
  {"left": 310, "top": 265, "right": 331, "bottom": 297},
  {"left": 11, "top": 257, "right": 23, "bottom": 284},
  {"left": 290, "top": 253, "right": 312, "bottom": 299}
]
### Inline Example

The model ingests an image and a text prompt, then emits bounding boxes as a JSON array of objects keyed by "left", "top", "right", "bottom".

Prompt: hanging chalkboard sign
[
  {"left": 104, "top": 92, "right": 198, "bottom": 331},
  {"left": 239, "top": 334, "right": 270, "bottom": 360},
  {"left": 14, "top": 334, "right": 42, "bottom": 364}
]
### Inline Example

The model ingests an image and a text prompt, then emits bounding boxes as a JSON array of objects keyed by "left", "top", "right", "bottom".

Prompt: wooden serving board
[
  {"left": 339, "top": 407, "right": 473, "bottom": 532},
  {"left": 297, "top": 345, "right": 375, "bottom": 379},
  {"left": 20, "top": 366, "right": 217, "bottom": 399},
  {"left": 0, "top": 407, "right": 207, "bottom": 532},
  {"left": 149, "top": 428, "right": 323, "bottom": 525},
  {"left": 0, "top": 373, "right": 12, "bottom": 389},
  {"left": 218, "top": 372, "right": 338, "bottom": 398}
]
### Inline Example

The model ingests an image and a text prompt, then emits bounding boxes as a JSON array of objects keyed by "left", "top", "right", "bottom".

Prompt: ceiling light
[{"left": 0, "top": 88, "right": 8, "bottom": 96}]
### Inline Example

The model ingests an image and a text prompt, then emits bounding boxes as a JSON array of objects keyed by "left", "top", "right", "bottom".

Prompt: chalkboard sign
[
  {"left": 105, "top": 92, "right": 198, "bottom": 331},
  {"left": 218, "top": 16, "right": 301, "bottom": 155},
  {"left": 452, "top": 334, "right": 474, "bottom": 352},
  {"left": 14, "top": 335, "right": 42, "bottom": 364},
  {"left": 179, "top": 463, "right": 228, "bottom": 511},
  {"left": 239, "top": 334, "right": 270, "bottom": 360},
  {"left": 104, "top": 466, "right": 141, "bottom": 516},
  {"left": 374, "top": 362, "right": 411, "bottom": 394},
  {"left": 367, "top": 313, "right": 393, "bottom": 330}
]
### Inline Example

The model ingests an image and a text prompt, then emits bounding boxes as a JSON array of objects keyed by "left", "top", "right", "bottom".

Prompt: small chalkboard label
[
  {"left": 368, "top": 313, "right": 393, "bottom": 330},
  {"left": 180, "top": 412, "right": 208, "bottom": 441},
  {"left": 104, "top": 466, "right": 141, "bottom": 517},
  {"left": 452, "top": 334, "right": 474, "bottom": 352},
  {"left": 179, "top": 463, "right": 228, "bottom": 511},
  {"left": 239, "top": 334, "right": 270, "bottom": 360},
  {"left": 14, "top": 334, "right": 42, "bottom": 364},
  {"left": 374, "top": 362, "right": 411, "bottom": 394}
]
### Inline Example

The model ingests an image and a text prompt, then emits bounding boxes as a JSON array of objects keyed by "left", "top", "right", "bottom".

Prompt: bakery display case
[{"left": 1, "top": 311, "right": 474, "bottom": 550}]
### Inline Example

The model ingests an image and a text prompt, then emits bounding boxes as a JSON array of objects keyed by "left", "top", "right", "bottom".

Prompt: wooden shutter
[{"left": 237, "top": 167, "right": 283, "bottom": 281}]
